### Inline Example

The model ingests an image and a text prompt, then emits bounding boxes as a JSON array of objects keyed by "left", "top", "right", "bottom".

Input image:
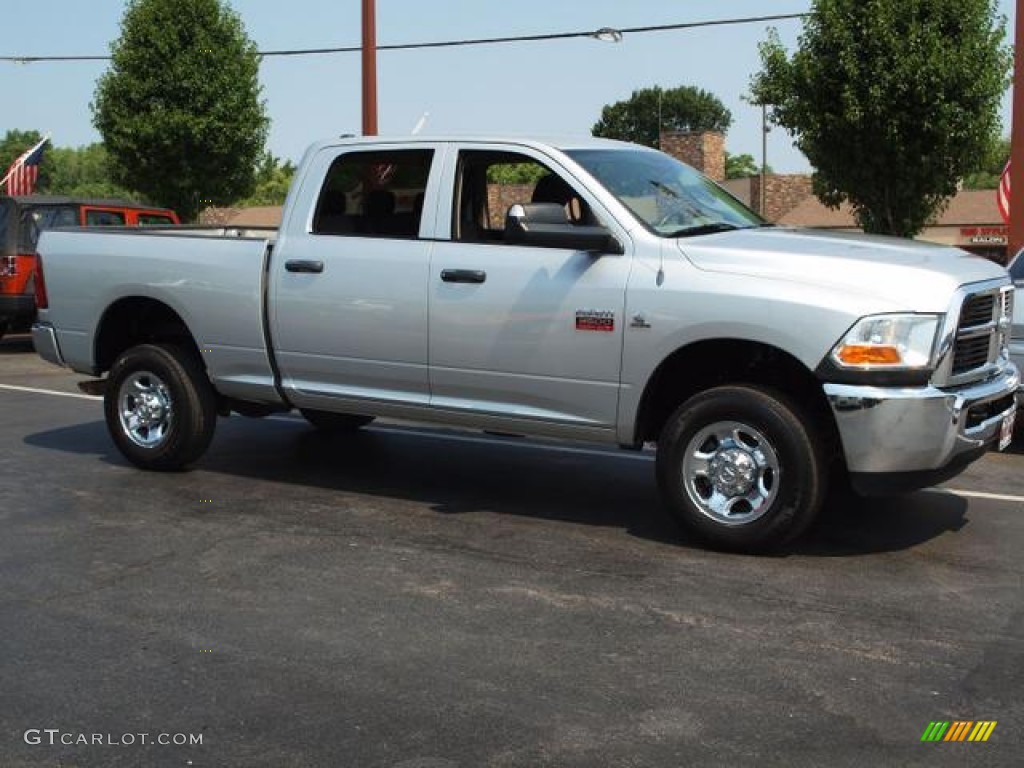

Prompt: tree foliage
[
  {"left": 963, "top": 136, "right": 1009, "bottom": 190},
  {"left": 725, "top": 152, "right": 773, "bottom": 179},
  {"left": 236, "top": 152, "right": 296, "bottom": 206},
  {"left": 92, "top": 0, "right": 269, "bottom": 221},
  {"left": 486, "top": 163, "right": 546, "bottom": 185},
  {"left": 592, "top": 86, "right": 732, "bottom": 149},
  {"left": 751, "top": 0, "right": 1010, "bottom": 237},
  {"left": 43, "top": 144, "right": 138, "bottom": 199}
]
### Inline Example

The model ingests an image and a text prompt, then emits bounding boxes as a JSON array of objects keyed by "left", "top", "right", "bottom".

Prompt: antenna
[{"left": 411, "top": 112, "right": 430, "bottom": 135}]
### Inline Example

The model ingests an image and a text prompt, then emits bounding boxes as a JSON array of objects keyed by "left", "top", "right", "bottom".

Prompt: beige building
[{"left": 776, "top": 191, "right": 1008, "bottom": 263}]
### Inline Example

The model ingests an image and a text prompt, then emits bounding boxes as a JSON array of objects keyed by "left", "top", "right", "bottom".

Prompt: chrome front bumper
[
  {"left": 824, "top": 362, "right": 1018, "bottom": 489},
  {"left": 1010, "top": 339, "right": 1024, "bottom": 393}
]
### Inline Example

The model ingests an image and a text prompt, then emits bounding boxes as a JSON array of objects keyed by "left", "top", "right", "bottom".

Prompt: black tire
[
  {"left": 103, "top": 343, "right": 217, "bottom": 471},
  {"left": 299, "top": 409, "right": 374, "bottom": 433},
  {"left": 656, "top": 385, "right": 827, "bottom": 553}
]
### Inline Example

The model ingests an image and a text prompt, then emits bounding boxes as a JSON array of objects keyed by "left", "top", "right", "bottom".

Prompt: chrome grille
[
  {"left": 952, "top": 336, "right": 991, "bottom": 374},
  {"left": 947, "top": 285, "right": 1012, "bottom": 383},
  {"left": 959, "top": 294, "right": 995, "bottom": 328}
]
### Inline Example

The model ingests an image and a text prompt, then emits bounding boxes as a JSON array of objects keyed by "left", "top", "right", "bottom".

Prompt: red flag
[
  {"left": 2, "top": 136, "right": 49, "bottom": 196},
  {"left": 997, "top": 159, "right": 1011, "bottom": 226}
]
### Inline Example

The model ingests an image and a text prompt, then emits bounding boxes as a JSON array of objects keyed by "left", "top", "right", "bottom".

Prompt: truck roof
[
  {"left": 4, "top": 195, "right": 174, "bottom": 212},
  {"left": 310, "top": 134, "right": 650, "bottom": 154}
]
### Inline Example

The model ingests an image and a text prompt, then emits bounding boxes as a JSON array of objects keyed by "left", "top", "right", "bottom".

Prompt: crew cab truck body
[{"left": 32, "top": 136, "right": 1019, "bottom": 552}]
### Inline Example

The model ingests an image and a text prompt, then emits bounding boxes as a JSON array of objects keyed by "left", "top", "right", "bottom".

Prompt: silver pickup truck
[{"left": 31, "top": 135, "right": 1019, "bottom": 552}]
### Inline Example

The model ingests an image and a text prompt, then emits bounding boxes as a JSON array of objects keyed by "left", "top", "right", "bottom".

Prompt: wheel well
[
  {"left": 95, "top": 297, "right": 201, "bottom": 373},
  {"left": 634, "top": 339, "right": 841, "bottom": 459}
]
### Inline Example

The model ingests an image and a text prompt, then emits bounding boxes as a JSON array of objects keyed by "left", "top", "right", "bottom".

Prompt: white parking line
[
  {"left": 0, "top": 383, "right": 100, "bottom": 401},
  {"left": 7, "top": 382, "right": 1024, "bottom": 497},
  {"left": 931, "top": 488, "right": 1024, "bottom": 504}
]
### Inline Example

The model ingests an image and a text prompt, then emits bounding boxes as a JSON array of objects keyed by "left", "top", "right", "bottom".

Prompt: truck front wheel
[
  {"left": 104, "top": 344, "right": 217, "bottom": 470},
  {"left": 656, "top": 385, "right": 826, "bottom": 552}
]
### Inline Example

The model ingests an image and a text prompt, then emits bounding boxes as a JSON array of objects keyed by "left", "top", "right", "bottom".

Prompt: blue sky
[{"left": 0, "top": 1, "right": 1017, "bottom": 173}]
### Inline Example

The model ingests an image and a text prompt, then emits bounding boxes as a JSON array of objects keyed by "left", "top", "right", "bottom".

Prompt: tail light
[{"left": 34, "top": 252, "right": 48, "bottom": 310}]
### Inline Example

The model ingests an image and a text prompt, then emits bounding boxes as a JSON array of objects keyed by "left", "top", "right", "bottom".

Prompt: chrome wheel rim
[
  {"left": 681, "top": 420, "right": 780, "bottom": 526},
  {"left": 117, "top": 371, "right": 173, "bottom": 449}
]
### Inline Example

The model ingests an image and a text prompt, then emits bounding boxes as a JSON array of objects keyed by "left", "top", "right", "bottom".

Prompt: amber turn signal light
[{"left": 835, "top": 345, "right": 902, "bottom": 366}]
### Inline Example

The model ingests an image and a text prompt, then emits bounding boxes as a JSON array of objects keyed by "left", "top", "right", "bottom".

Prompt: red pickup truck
[{"left": 0, "top": 196, "right": 179, "bottom": 338}]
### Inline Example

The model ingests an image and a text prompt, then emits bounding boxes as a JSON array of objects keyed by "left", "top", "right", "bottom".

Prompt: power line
[{"left": 0, "top": 13, "right": 807, "bottom": 64}]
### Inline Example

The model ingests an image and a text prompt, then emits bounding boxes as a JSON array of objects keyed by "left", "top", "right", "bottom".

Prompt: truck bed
[{"left": 38, "top": 226, "right": 280, "bottom": 403}]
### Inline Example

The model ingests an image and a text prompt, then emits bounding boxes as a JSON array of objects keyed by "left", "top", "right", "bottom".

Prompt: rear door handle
[
  {"left": 440, "top": 269, "right": 486, "bottom": 284},
  {"left": 285, "top": 259, "right": 324, "bottom": 274}
]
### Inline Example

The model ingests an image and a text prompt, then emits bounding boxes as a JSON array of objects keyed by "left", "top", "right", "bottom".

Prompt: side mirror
[{"left": 504, "top": 203, "right": 624, "bottom": 255}]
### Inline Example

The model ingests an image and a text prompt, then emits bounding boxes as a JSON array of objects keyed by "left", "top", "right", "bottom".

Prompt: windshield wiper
[
  {"left": 650, "top": 180, "right": 679, "bottom": 198},
  {"left": 668, "top": 222, "right": 745, "bottom": 238}
]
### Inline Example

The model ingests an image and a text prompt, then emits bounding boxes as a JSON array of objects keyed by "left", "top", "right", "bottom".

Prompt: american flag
[
  {"left": 2, "top": 136, "right": 49, "bottom": 196},
  {"left": 997, "top": 159, "right": 1011, "bottom": 226}
]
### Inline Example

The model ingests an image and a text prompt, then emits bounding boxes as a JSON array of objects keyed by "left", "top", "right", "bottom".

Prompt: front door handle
[
  {"left": 285, "top": 259, "right": 324, "bottom": 274},
  {"left": 440, "top": 269, "right": 486, "bottom": 284}
]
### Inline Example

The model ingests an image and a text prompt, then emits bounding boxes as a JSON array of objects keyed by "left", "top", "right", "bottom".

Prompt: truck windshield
[{"left": 566, "top": 148, "right": 764, "bottom": 238}]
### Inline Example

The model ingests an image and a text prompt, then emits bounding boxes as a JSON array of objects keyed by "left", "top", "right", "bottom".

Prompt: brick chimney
[
  {"left": 659, "top": 130, "right": 726, "bottom": 182},
  {"left": 749, "top": 174, "right": 813, "bottom": 221}
]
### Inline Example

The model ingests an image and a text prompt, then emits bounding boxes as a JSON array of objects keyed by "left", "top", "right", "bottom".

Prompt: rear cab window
[{"left": 312, "top": 149, "right": 434, "bottom": 239}]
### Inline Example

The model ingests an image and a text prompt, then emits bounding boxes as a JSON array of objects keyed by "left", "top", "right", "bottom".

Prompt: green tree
[
  {"left": 751, "top": 0, "right": 1010, "bottom": 237},
  {"left": 1, "top": 129, "right": 51, "bottom": 191},
  {"left": 963, "top": 136, "right": 1009, "bottom": 190},
  {"left": 236, "top": 152, "right": 296, "bottom": 206},
  {"left": 592, "top": 86, "right": 732, "bottom": 149},
  {"left": 92, "top": 0, "right": 269, "bottom": 221},
  {"left": 725, "top": 152, "right": 773, "bottom": 179},
  {"left": 486, "top": 163, "right": 546, "bottom": 185},
  {"left": 40, "top": 144, "right": 137, "bottom": 199}
]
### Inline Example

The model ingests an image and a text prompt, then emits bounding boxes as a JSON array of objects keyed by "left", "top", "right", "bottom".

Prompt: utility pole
[
  {"left": 761, "top": 103, "right": 768, "bottom": 217},
  {"left": 1010, "top": 0, "right": 1024, "bottom": 254},
  {"left": 362, "top": 0, "right": 378, "bottom": 136}
]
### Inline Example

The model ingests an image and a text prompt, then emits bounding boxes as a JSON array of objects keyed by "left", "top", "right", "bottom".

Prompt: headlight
[{"left": 831, "top": 314, "right": 941, "bottom": 370}]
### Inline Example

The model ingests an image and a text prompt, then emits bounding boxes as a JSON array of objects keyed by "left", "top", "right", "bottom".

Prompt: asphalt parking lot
[{"left": 1, "top": 333, "right": 1022, "bottom": 767}]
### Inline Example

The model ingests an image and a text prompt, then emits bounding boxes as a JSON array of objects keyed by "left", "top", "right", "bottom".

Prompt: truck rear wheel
[
  {"left": 656, "top": 385, "right": 827, "bottom": 553},
  {"left": 299, "top": 409, "right": 374, "bottom": 432},
  {"left": 104, "top": 343, "right": 217, "bottom": 470}
]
